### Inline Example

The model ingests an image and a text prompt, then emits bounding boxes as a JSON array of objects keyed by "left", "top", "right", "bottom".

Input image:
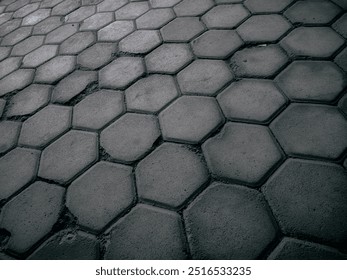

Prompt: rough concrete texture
[{"left": 0, "top": 0, "right": 346, "bottom": 260}]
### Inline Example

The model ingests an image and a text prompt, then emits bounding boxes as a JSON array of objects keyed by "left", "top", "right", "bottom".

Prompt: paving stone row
[{"left": 0, "top": 0, "right": 346, "bottom": 260}]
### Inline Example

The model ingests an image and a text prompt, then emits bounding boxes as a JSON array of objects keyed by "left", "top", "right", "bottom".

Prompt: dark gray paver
[
  {"left": 161, "top": 17, "right": 205, "bottom": 42},
  {"left": 184, "top": 183, "right": 277, "bottom": 259},
  {"left": 136, "top": 143, "right": 208, "bottom": 207},
  {"left": 119, "top": 30, "right": 162, "bottom": 54},
  {"left": 0, "top": 181, "right": 64, "bottom": 253},
  {"left": 80, "top": 12, "right": 113, "bottom": 31},
  {"left": 333, "top": 14, "right": 347, "bottom": 39},
  {"left": 101, "top": 113, "right": 160, "bottom": 162},
  {"left": 97, "top": 20, "right": 134, "bottom": 41},
  {"left": 217, "top": 79, "right": 286, "bottom": 122},
  {"left": 115, "top": 2, "right": 149, "bottom": 20},
  {"left": 59, "top": 32, "right": 95, "bottom": 55},
  {"left": 149, "top": 0, "right": 181, "bottom": 7},
  {"left": 174, "top": 0, "right": 213, "bottom": 16},
  {"left": 339, "top": 94, "right": 347, "bottom": 116},
  {"left": 105, "top": 204, "right": 186, "bottom": 259},
  {"left": 38, "top": 130, "right": 98, "bottom": 184},
  {"left": 0, "top": 99, "right": 5, "bottom": 117},
  {"left": 0, "top": 121, "right": 21, "bottom": 154},
  {"left": 159, "top": 96, "right": 224, "bottom": 143},
  {"left": 0, "top": 69, "right": 34, "bottom": 97},
  {"left": 203, "top": 122, "right": 283, "bottom": 185},
  {"left": 270, "top": 104, "right": 347, "bottom": 160},
  {"left": 136, "top": 8, "right": 175, "bottom": 29},
  {"left": 32, "top": 16, "right": 63, "bottom": 34},
  {"left": 263, "top": 159, "right": 347, "bottom": 246},
  {"left": 245, "top": 0, "right": 294, "bottom": 12},
  {"left": 67, "top": 161, "right": 134, "bottom": 231},
  {"left": 22, "top": 45, "right": 58, "bottom": 68},
  {"left": 77, "top": 43, "right": 116, "bottom": 70},
  {"left": 332, "top": 0, "right": 347, "bottom": 9}
]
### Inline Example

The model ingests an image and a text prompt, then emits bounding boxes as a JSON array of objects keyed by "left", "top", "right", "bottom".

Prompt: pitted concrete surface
[{"left": 0, "top": 0, "right": 346, "bottom": 260}]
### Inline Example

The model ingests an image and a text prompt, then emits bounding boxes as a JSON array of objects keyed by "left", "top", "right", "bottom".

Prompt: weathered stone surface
[
  {"left": 161, "top": 17, "right": 205, "bottom": 42},
  {"left": 0, "top": 69, "right": 34, "bottom": 97},
  {"left": 0, "top": 46, "right": 11, "bottom": 62},
  {"left": 65, "top": 6, "right": 95, "bottom": 23},
  {"left": 1, "top": 26, "right": 32, "bottom": 46},
  {"left": 52, "top": 0, "right": 80, "bottom": 15},
  {"left": 0, "top": 19, "right": 21, "bottom": 37},
  {"left": 33, "top": 16, "right": 63, "bottom": 35},
  {"left": 0, "top": 121, "right": 21, "bottom": 154},
  {"left": 22, "top": 45, "right": 58, "bottom": 68},
  {"left": 77, "top": 43, "right": 116, "bottom": 70},
  {"left": 0, "top": 99, "right": 5, "bottom": 117},
  {"left": 174, "top": 0, "right": 213, "bottom": 16},
  {"left": 98, "top": 20, "right": 134, "bottom": 41},
  {"left": 149, "top": 0, "right": 181, "bottom": 8},
  {"left": 335, "top": 48, "right": 347, "bottom": 72},
  {"left": 11, "top": 36, "right": 44, "bottom": 56},
  {"left": 45, "top": 23, "right": 78, "bottom": 44},
  {"left": 136, "top": 8, "right": 175, "bottom": 29},
  {"left": 119, "top": 30, "right": 162, "bottom": 54},
  {"left": 97, "top": 0, "right": 127, "bottom": 12},
  {"left": 245, "top": 0, "right": 294, "bottom": 12},
  {"left": 333, "top": 14, "right": 347, "bottom": 39},
  {"left": 22, "top": 9, "right": 50, "bottom": 26},
  {"left": 0, "top": 57, "right": 21, "bottom": 80},
  {"left": 59, "top": 32, "right": 95, "bottom": 55},
  {"left": 80, "top": 12, "right": 113, "bottom": 30},
  {"left": 115, "top": 2, "right": 149, "bottom": 20}
]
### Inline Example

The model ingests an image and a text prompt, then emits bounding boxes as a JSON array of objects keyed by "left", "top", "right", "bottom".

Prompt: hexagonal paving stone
[
  {"left": 268, "top": 238, "right": 346, "bottom": 260},
  {"left": 339, "top": 94, "right": 347, "bottom": 116},
  {"left": 237, "top": 15, "right": 291, "bottom": 43},
  {"left": 38, "top": 130, "right": 98, "bottom": 184},
  {"left": 101, "top": 113, "right": 159, "bottom": 162},
  {"left": 202, "top": 4, "right": 250, "bottom": 29},
  {"left": 177, "top": 59, "right": 233, "bottom": 96},
  {"left": 13, "top": 3, "right": 39, "bottom": 18},
  {"left": 203, "top": 122, "right": 283, "bottom": 185},
  {"left": 136, "top": 143, "right": 209, "bottom": 207},
  {"left": 161, "top": 17, "right": 205, "bottom": 42},
  {"left": 263, "top": 159, "right": 347, "bottom": 246},
  {"left": 270, "top": 104, "right": 347, "bottom": 160},
  {"left": 0, "top": 181, "right": 64, "bottom": 253},
  {"left": 99, "top": 57, "right": 144, "bottom": 89},
  {"left": 59, "top": 32, "right": 95, "bottom": 55},
  {"left": 73, "top": 90, "right": 124, "bottom": 130},
  {"left": 41, "top": 0, "right": 64, "bottom": 8},
  {"left": 0, "top": 99, "right": 6, "bottom": 117},
  {"left": 6, "top": 85, "right": 51, "bottom": 117},
  {"left": 1, "top": 26, "right": 32, "bottom": 46},
  {"left": 115, "top": 2, "right": 149, "bottom": 20},
  {"left": 77, "top": 43, "right": 116, "bottom": 70},
  {"left": 159, "top": 96, "right": 224, "bottom": 143},
  {"left": 174, "top": 0, "right": 213, "bottom": 16},
  {"left": 29, "top": 230, "right": 99, "bottom": 260},
  {"left": 52, "top": 70, "right": 97, "bottom": 103},
  {"left": 67, "top": 161, "right": 134, "bottom": 231},
  {"left": 285, "top": 1, "right": 341, "bottom": 24},
  {"left": 105, "top": 204, "right": 186, "bottom": 259},
  {"left": 145, "top": 43, "right": 193, "bottom": 74},
  {"left": 217, "top": 79, "right": 286, "bottom": 122},
  {"left": 65, "top": 6, "right": 96, "bottom": 23},
  {"left": 45, "top": 23, "right": 78, "bottom": 44},
  {"left": 0, "top": 57, "right": 21, "bottom": 80},
  {"left": 136, "top": 8, "right": 175, "bottom": 29},
  {"left": 149, "top": 0, "right": 181, "bottom": 7},
  {"left": 125, "top": 75, "right": 178, "bottom": 113},
  {"left": 191, "top": 30, "right": 243, "bottom": 59},
  {"left": 80, "top": 12, "right": 113, "bottom": 30},
  {"left": 280, "top": 27, "right": 344, "bottom": 58},
  {"left": 332, "top": 0, "right": 347, "bottom": 9},
  {"left": 0, "top": 19, "right": 21, "bottom": 38},
  {"left": 0, "top": 13, "right": 12, "bottom": 26},
  {"left": 0, "top": 121, "right": 21, "bottom": 154},
  {"left": 184, "top": 183, "right": 277, "bottom": 259},
  {"left": 0, "top": 69, "right": 34, "bottom": 97},
  {"left": 245, "top": 0, "right": 294, "bottom": 12},
  {"left": 276, "top": 61, "right": 346, "bottom": 102},
  {"left": 35, "top": 55, "right": 76, "bottom": 84},
  {"left": 18, "top": 105, "right": 72, "bottom": 148},
  {"left": 97, "top": 0, "right": 127, "bottom": 12},
  {"left": 335, "top": 48, "right": 347, "bottom": 72},
  {"left": 11, "top": 35, "right": 44, "bottom": 56},
  {"left": 6, "top": 0, "right": 30, "bottom": 12},
  {"left": 97, "top": 21, "right": 134, "bottom": 41},
  {"left": 333, "top": 14, "right": 347, "bottom": 39},
  {"left": 0, "top": 47, "right": 11, "bottom": 62},
  {"left": 22, "top": 9, "right": 50, "bottom": 26},
  {"left": 230, "top": 45, "right": 288, "bottom": 78},
  {"left": 22, "top": 45, "right": 58, "bottom": 68},
  {"left": 33, "top": 16, "right": 63, "bottom": 35},
  {"left": 52, "top": 0, "right": 80, "bottom": 15},
  {"left": 119, "top": 30, "right": 161, "bottom": 54}
]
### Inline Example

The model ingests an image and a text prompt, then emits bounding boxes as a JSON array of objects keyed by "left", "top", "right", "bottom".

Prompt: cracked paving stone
[
  {"left": 6, "top": 84, "right": 52, "bottom": 117},
  {"left": 52, "top": 0, "right": 80, "bottom": 15},
  {"left": 99, "top": 57, "right": 144, "bottom": 89},
  {"left": 67, "top": 161, "right": 134, "bottom": 231},
  {"left": 22, "top": 45, "right": 58, "bottom": 68},
  {"left": 125, "top": 75, "right": 178, "bottom": 113},
  {"left": 18, "top": 105, "right": 72, "bottom": 148},
  {"left": 237, "top": 15, "right": 291, "bottom": 43},
  {"left": 230, "top": 45, "right": 288, "bottom": 78},
  {"left": 80, "top": 12, "right": 113, "bottom": 30},
  {"left": 0, "top": 69, "right": 34, "bottom": 97},
  {"left": 245, "top": 0, "right": 294, "bottom": 12},
  {"left": 0, "top": 19, "right": 21, "bottom": 37},
  {"left": 285, "top": 1, "right": 341, "bottom": 24},
  {"left": 0, "top": 147, "right": 40, "bottom": 200},
  {"left": 52, "top": 70, "right": 97, "bottom": 103},
  {"left": 1, "top": 26, "right": 32, "bottom": 46},
  {"left": 161, "top": 17, "right": 205, "bottom": 42},
  {"left": 0, "top": 121, "right": 21, "bottom": 154},
  {"left": 45, "top": 23, "right": 78, "bottom": 44},
  {"left": 77, "top": 43, "right": 116, "bottom": 70},
  {"left": 105, "top": 204, "right": 186, "bottom": 259},
  {"left": 177, "top": 59, "right": 233, "bottom": 96},
  {"left": 0, "top": 181, "right": 64, "bottom": 253},
  {"left": 203, "top": 122, "right": 283, "bottom": 185},
  {"left": 174, "top": 0, "right": 214, "bottom": 16},
  {"left": 192, "top": 30, "right": 243, "bottom": 59},
  {"left": 268, "top": 238, "right": 346, "bottom": 260},
  {"left": 13, "top": 3, "right": 39, "bottom": 18},
  {"left": 276, "top": 61, "right": 346, "bottom": 102},
  {"left": 281, "top": 27, "right": 344, "bottom": 58},
  {"left": 333, "top": 14, "right": 347, "bottom": 39},
  {"left": 0, "top": 99, "right": 6, "bottom": 117},
  {"left": 28, "top": 230, "right": 99, "bottom": 260},
  {"left": 59, "top": 31, "right": 95, "bottom": 55},
  {"left": 159, "top": 96, "right": 224, "bottom": 144},
  {"left": 202, "top": 4, "right": 250, "bottom": 29},
  {"left": 97, "top": 20, "right": 134, "bottom": 41},
  {"left": 35, "top": 55, "right": 76, "bottom": 84},
  {"left": 38, "top": 130, "right": 98, "bottom": 184},
  {"left": 184, "top": 183, "right": 277, "bottom": 259},
  {"left": 97, "top": 0, "right": 127, "bottom": 12},
  {"left": 0, "top": 57, "right": 21, "bottom": 80},
  {"left": 115, "top": 2, "right": 149, "bottom": 20},
  {"left": 145, "top": 43, "right": 193, "bottom": 74},
  {"left": 32, "top": 16, "right": 63, "bottom": 35},
  {"left": 119, "top": 30, "right": 161, "bottom": 54},
  {"left": 263, "top": 159, "right": 347, "bottom": 246},
  {"left": 149, "top": 0, "right": 181, "bottom": 8},
  {"left": 0, "top": 46, "right": 11, "bottom": 61},
  {"left": 73, "top": 90, "right": 124, "bottom": 130},
  {"left": 65, "top": 6, "right": 96, "bottom": 23},
  {"left": 270, "top": 104, "right": 347, "bottom": 160},
  {"left": 217, "top": 79, "right": 286, "bottom": 123},
  {"left": 22, "top": 9, "right": 50, "bottom": 26},
  {"left": 136, "top": 8, "right": 175, "bottom": 29},
  {"left": 101, "top": 113, "right": 160, "bottom": 162},
  {"left": 136, "top": 143, "right": 209, "bottom": 208},
  {"left": 11, "top": 35, "right": 44, "bottom": 56}
]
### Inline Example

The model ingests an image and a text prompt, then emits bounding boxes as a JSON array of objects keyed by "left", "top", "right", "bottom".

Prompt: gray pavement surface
[{"left": 0, "top": 0, "right": 346, "bottom": 260}]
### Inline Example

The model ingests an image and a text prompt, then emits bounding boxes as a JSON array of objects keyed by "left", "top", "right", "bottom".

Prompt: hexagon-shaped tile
[
  {"left": 119, "top": 30, "right": 162, "bottom": 54},
  {"left": 245, "top": 0, "right": 294, "bottom": 12}
]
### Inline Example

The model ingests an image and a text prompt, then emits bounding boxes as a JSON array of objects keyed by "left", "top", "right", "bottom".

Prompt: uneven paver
[{"left": 0, "top": 121, "right": 21, "bottom": 154}]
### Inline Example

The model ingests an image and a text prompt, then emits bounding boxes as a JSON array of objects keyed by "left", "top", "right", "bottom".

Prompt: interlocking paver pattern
[{"left": 0, "top": 0, "right": 346, "bottom": 260}]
